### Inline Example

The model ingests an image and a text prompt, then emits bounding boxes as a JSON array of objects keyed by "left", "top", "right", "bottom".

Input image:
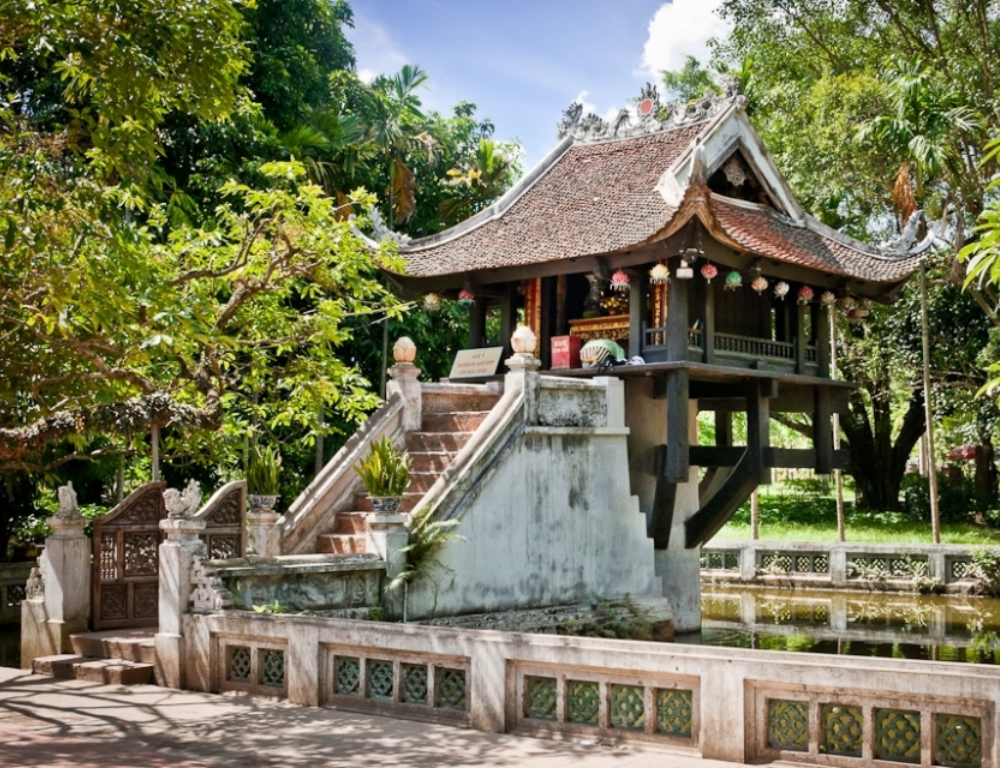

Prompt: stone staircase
[
  {"left": 32, "top": 629, "right": 156, "bottom": 686},
  {"left": 316, "top": 387, "right": 500, "bottom": 555}
]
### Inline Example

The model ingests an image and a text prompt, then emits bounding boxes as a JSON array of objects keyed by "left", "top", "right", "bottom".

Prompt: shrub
[{"left": 354, "top": 436, "right": 410, "bottom": 497}]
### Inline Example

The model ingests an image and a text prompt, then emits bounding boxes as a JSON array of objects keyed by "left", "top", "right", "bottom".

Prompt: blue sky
[{"left": 349, "top": 0, "right": 729, "bottom": 171}]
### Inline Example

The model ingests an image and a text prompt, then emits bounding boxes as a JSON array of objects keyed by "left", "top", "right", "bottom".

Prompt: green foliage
[
  {"left": 247, "top": 445, "right": 282, "bottom": 496},
  {"left": 560, "top": 595, "right": 656, "bottom": 641},
  {"left": 387, "top": 504, "right": 463, "bottom": 618},
  {"left": 660, "top": 55, "right": 721, "bottom": 101},
  {"left": 900, "top": 472, "right": 977, "bottom": 524},
  {"left": 969, "top": 548, "right": 1000, "bottom": 597},
  {"left": 354, "top": 437, "right": 410, "bottom": 497},
  {"left": 252, "top": 600, "right": 288, "bottom": 614}
]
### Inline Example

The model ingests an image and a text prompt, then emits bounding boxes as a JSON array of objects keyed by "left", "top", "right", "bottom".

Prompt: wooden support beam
[
  {"left": 795, "top": 302, "right": 808, "bottom": 375},
  {"left": 498, "top": 283, "right": 516, "bottom": 359},
  {"left": 666, "top": 276, "right": 689, "bottom": 361},
  {"left": 685, "top": 448, "right": 758, "bottom": 547},
  {"left": 629, "top": 269, "right": 646, "bottom": 359},
  {"left": 649, "top": 478, "right": 677, "bottom": 549},
  {"left": 746, "top": 377, "right": 770, "bottom": 485},
  {"left": 715, "top": 410, "right": 732, "bottom": 447},
  {"left": 816, "top": 303, "right": 830, "bottom": 378},
  {"left": 699, "top": 386, "right": 849, "bottom": 414},
  {"left": 665, "top": 369, "right": 690, "bottom": 483},
  {"left": 704, "top": 281, "right": 716, "bottom": 365},
  {"left": 468, "top": 296, "right": 488, "bottom": 349},
  {"left": 690, "top": 446, "right": 745, "bottom": 466},
  {"left": 689, "top": 446, "right": 849, "bottom": 469},
  {"left": 814, "top": 387, "right": 834, "bottom": 474}
]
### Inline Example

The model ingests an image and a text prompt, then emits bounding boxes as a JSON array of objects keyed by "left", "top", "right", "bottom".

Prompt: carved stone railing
[
  {"left": 279, "top": 394, "right": 404, "bottom": 555},
  {"left": 0, "top": 561, "right": 33, "bottom": 626}
]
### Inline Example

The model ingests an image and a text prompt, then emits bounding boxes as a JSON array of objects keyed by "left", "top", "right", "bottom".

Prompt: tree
[
  {"left": 660, "top": 55, "right": 721, "bottom": 101},
  {"left": 712, "top": 0, "right": 1000, "bottom": 508}
]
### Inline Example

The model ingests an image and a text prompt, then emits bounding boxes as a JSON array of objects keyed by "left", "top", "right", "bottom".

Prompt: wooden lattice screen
[
  {"left": 92, "top": 482, "right": 165, "bottom": 631},
  {"left": 195, "top": 480, "right": 247, "bottom": 559}
]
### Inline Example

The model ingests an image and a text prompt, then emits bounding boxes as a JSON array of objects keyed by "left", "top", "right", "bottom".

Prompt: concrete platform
[{"left": 0, "top": 667, "right": 775, "bottom": 768}]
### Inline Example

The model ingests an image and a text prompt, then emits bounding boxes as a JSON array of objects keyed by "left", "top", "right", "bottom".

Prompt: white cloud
[
  {"left": 641, "top": 0, "right": 731, "bottom": 77},
  {"left": 349, "top": 15, "right": 407, "bottom": 81}
]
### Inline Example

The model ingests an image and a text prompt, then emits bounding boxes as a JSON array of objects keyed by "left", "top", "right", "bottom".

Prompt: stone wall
[
  {"left": 179, "top": 608, "right": 998, "bottom": 767},
  {"left": 405, "top": 370, "right": 660, "bottom": 621}
]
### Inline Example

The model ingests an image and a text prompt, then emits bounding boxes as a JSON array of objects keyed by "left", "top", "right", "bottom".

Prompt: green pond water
[{"left": 696, "top": 584, "right": 1000, "bottom": 664}]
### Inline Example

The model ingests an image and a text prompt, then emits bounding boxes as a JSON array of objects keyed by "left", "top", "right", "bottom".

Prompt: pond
[{"left": 694, "top": 585, "right": 1000, "bottom": 664}]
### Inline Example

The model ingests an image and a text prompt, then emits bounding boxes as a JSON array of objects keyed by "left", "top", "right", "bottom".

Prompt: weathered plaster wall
[{"left": 406, "top": 377, "right": 660, "bottom": 621}]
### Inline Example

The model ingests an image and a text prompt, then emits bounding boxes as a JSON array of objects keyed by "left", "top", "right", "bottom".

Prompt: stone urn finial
[
  {"left": 393, "top": 336, "right": 417, "bottom": 364},
  {"left": 511, "top": 325, "right": 537, "bottom": 356}
]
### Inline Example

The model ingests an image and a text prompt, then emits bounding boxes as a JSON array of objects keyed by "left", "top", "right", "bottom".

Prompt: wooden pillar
[
  {"left": 704, "top": 281, "right": 716, "bottom": 365},
  {"left": 666, "top": 277, "right": 689, "bottom": 361},
  {"left": 468, "top": 296, "right": 488, "bottom": 349},
  {"left": 813, "top": 387, "right": 834, "bottom": 475},
  {"left": 816, "top": 303, "right": 830, "bottom": 377},
  {"left": 629, "top": 269, "right": 646, "bottom": 359},
  {"left": 715, "top": 410, "right": 732, "bottom": 447},
  {"left": 795, "top": 302, "right": 808, "bottom": 374},
  {"left": 665, "top": 369, "right": 690, "bottom": 483},
  {"left": 746, "top": 378, "right": 771, "bottom": 485},
  {"left": 556, "top": 274, "right": 567, "bottom": 337},
  {"left": 499, "top": 283, "right": 516, "bottom": 359}
]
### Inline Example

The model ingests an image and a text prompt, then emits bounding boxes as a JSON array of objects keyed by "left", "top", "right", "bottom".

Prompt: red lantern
[{"left": 700, "top": 263, "right": 718, "bottom": 283}]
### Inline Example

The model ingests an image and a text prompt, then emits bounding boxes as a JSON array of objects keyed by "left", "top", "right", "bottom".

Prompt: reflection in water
[{"left": 700, "top": 585, "right": 1000, "bottom": 664}]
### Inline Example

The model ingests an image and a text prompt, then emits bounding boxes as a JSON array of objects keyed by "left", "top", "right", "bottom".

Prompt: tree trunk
[{"left": 842, "top": 386, "right": 926, "bottom": 510}]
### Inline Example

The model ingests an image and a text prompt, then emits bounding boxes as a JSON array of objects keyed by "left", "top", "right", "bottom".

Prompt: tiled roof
[
  {"left": 398, "top": 122, "right": 922, "bottom": 286},
  {"left": 708, "top": 198, "right": 924, "bottom": 282},
  {"left": 400, "top": 125, "right": 705, "bottom": 277}
]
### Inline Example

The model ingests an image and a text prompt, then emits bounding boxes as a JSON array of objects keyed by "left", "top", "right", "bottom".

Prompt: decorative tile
[
  {"left": 610, "top": 684, "right": 644, "bottom": 730},
  {"left": 656, "top": 689, "right": 692, "bottom": 737},
  {"left": 814, "top": 554, "right": 829, "bottom": 573},
  {"left": 402, "top": 664, "right": 428, "bottom": 705},
  {"left": 767, "top": 699, "right": 809, "bottom": 752},
  {"left": 334, "top": 656, "right": 360, "bottom": 696},
  {"left": 821, "top": 703, "right": 863, "bottom": 757},
  {"left": 228, "top": 646, "right": 251, "bottom": 682},
  {"left": 524, "top": 676, "right": 557, "bottom": 720},
  {"left": 796, "top": 556, "right": 812, "bottom": 573},
  {"left": 437, "top": 668, "right": 467, "bottom": 710},
  {"left": 567, "top": 680, "right": 600, "bottom": 726},
  {"left": 935, "top": 714, "right": 982, "bottom": 768},
  {"left": 724, "top": 552, "right": 739, "bottom": 570},
  {"left": 875, "top": 708, "right": 921, "bottom": 764},
  {"left": 367, "top": 660, "right": 394, "bottom": 700},
  {"left": 260, "top": 649, "right": 284, "bottom": 687},
  {"left": 708, "top": 552, "right": 723, "bottom": 569}
]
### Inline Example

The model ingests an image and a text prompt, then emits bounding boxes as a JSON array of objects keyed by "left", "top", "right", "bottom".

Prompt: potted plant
[
  {"left": 247, "top": 445, "right": 282, "bottom": 510},
  {"left": 354, "top": 436, "right": 411, "bottom": 512}
]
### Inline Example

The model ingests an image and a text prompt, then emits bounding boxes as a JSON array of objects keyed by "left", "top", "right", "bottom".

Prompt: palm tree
[
  {"left": 369, "top": 64, "right": 433, "bottom": 229},
  {"left": 439, "top": 138, "right": 516, "bottom": 225}
]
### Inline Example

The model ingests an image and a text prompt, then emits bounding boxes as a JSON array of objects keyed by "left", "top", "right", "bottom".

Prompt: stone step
[
  {"left": 408, "top": 450, "right": 457, "bottom": 473},
  {"left": 33, "top": 654, "right": 155, "bottom": 685},
  {"left": 407, "top": 431, "right": 473, "bottom": 453},
  {"left": 70, "top": 630, "right": 156, "bottom": 664},
  {"left": 422, "top": 389, "right": 501, "bottom": 414},
  {"left": 420, "top": 411, "right": 490, "bottom": 433},
  {"left": 316, "top": 534, "right": 367, "bottom": 554},
  {"left": 407, "top": 471, "right": 441, "bottom": 494},
  {"left": 353, "top": 492, "right": 422, "bottom": 513},
  {"left": 333, "top": 511, "right": 368, "bottom": 534}
]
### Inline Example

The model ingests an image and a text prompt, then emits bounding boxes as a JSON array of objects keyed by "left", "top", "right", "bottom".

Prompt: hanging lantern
[
  {"left": 774, "top": 281, "right": 790, "bottom": 300},
  {"left": 422, "top": 293, "right": 441, "bottom": 312},
  {"left": 700, "top": 263, "right": 718, "bottom": 283},
  {"left": 820, "top": 290, "right": 836, "bottom": 306},
  {"left": 458, "top": 289, "right": 475, "bottom": 305},
  {"left": 649, "top": 262, "right": 670, "bottom": 284},
  {"left": 610, "top": 269, "right": 630, "bottom": 292},
  {"left": 675, "top": 261, "right": 694, "bottom": 279},
  {"left": 838, "top": 296, "right": 856, "bottom": 311},
  {"left": 751, "top": 275, "right": 768, "bottom": 294},
  {"left": 797, "top": 285, "right": 814, "bottom": 305},
  {"left": 725, "top": 270, "right": 743, "bottom": 290}
]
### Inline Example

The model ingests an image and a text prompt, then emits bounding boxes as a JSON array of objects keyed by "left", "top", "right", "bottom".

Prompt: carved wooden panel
[
  {"left": 197, "top": 481, "right": 247, "bottom": 559},
  {"left": 92, "top": 481, "right": 166, "bottom": 630}
]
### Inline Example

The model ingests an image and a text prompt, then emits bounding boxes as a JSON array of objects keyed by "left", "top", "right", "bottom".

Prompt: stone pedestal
[
  {"left": 505, "top": 353, "right": 541, "bottom": 424},
  {"left": 247, "top": 508, "right": 282, "bottom": 557},
  {"left": 387, "top": 360, "right": 422, "bottom": 432},
  {"left": 156, "top": 516, "right": 206, "bottom": 689},
  {"left": 367, "top": 513, "right": 409, "bottom": 620},
  {"left": 42, "top": 511, "right": 91, "bottom": 653}
]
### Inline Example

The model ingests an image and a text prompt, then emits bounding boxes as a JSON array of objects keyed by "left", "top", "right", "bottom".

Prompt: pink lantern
[
  {"left": 700, "top": 263, "right": 718, "bottom": 283},
  {"left": 458, "top": 289, "right": 475, "bottom": 304},
  {"left": 774, "top": 281, "right": 790, "bottom": 300},
  {"left": 797, "top": 285, "right": 814, "bottom": 305},
  {"left": 751, "top": 275, "right": 768, "bottom": 294},
  {"left": 610, "top": 269, "right": 630, "bottom": 292}
]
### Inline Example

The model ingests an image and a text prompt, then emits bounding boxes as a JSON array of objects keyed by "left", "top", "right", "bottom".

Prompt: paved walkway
[{"left": 0, "top": 667, "right": 751, "bottom": 768}]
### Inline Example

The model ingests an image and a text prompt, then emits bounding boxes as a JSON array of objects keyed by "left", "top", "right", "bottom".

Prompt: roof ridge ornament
[{"left": 558, "top": 78, "right": 743, "bottom": 144}]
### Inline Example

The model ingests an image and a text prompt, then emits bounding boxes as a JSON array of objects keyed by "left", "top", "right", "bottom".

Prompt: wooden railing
[
  {"left": 714, "top": 332, "right": 795, "bottom": 360},
  {"left": 642, "top": 327, "right": 819, "bottom": 373}
]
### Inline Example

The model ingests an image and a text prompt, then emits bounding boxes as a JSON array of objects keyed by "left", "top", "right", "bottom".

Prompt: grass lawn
[{"left": 713, "top": 519, "right": 1000, "bottom": 545}]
